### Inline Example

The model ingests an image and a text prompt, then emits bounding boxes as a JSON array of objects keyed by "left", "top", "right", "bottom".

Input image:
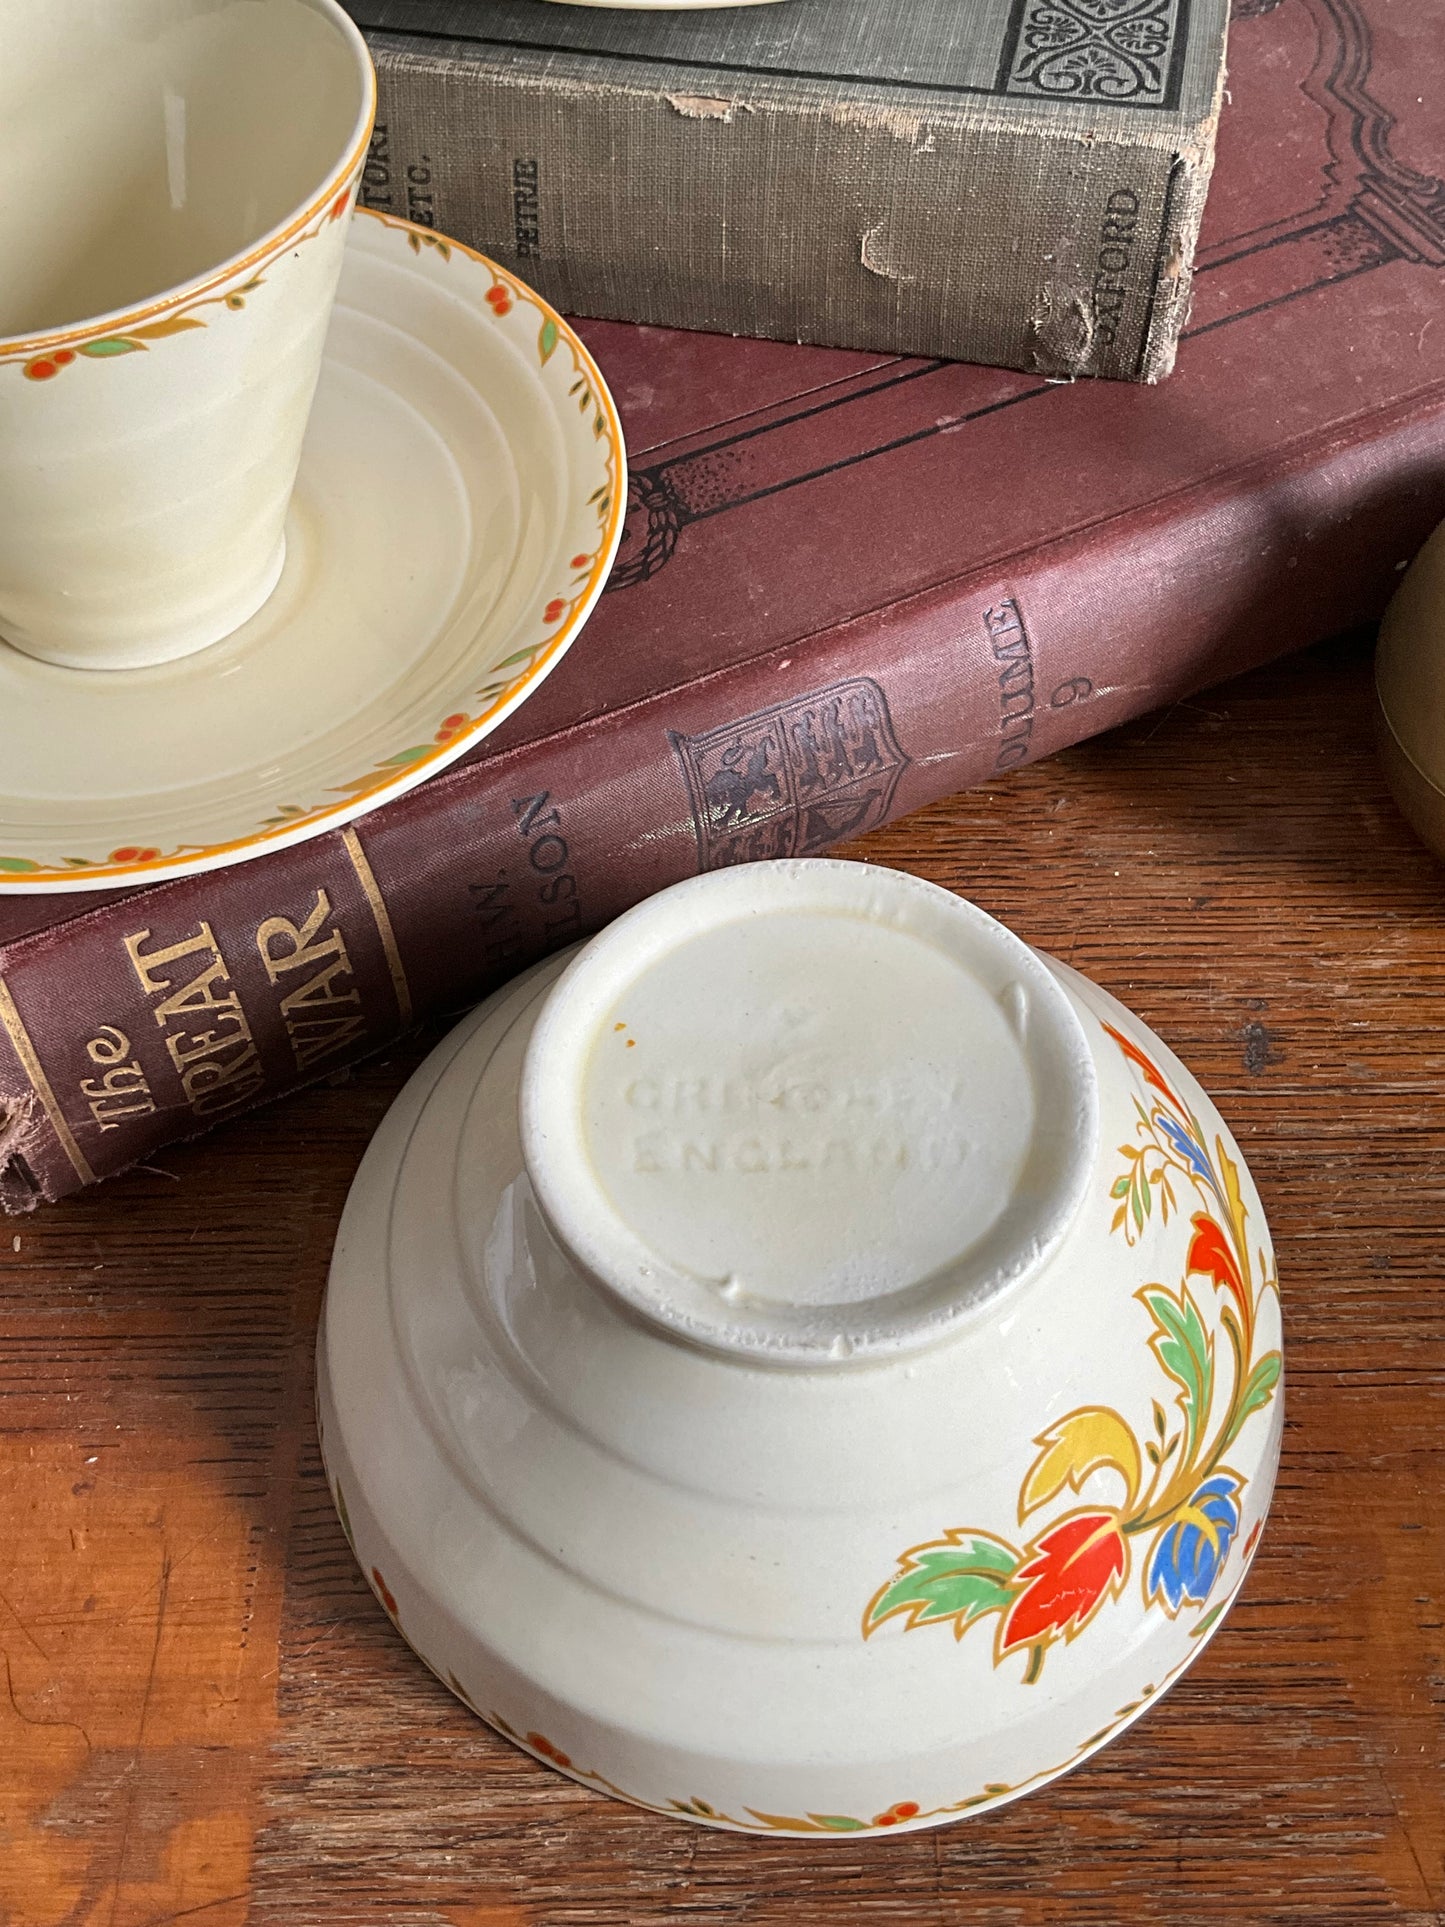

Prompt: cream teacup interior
[{"left": 0, "top": 0, "right": 367, "bottom": 339}]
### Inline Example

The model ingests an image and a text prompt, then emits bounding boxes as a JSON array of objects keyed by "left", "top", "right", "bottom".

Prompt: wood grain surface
[{"left": 2, "top": 630, "right": 1441, "bottom": 1927}]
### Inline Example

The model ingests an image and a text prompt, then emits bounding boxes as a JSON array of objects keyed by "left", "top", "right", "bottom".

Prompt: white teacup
[{"left": 0, "top": 0, "right": 375, "bottom": 670}]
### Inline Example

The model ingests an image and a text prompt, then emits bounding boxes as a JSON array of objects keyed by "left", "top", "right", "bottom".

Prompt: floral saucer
[{"left": 0, "top": 209, "right": 625, "bottom": 892}]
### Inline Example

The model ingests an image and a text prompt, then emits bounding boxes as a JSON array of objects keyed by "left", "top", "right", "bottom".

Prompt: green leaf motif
[
  {"left": 381, "top": 745, "right": 433, "bottom": 767},
  {"left": 538, "top": 317, "right": 559, "bottom": 364},
  {"left": 747, "top": 1809, "right": 870, "bottom": 1833},
  {"left": 79, "top": 337, "right": 143, "bottom": 357},
  {"left": 863, "top": 1533, "right": 1018, "bottom": 1637},
  {"left": 0, "top": 856, "right": 42, "bottom": 873},
  {"left": 1223, "top": 1349, "right": 1281, "bottom": 1447},
  {"left": 1141, "top": 1285, "right": 1214, "bottom": 1453},
  {"left": 1190, "top": 1597, "right": 1230, "bottom": 1640}
]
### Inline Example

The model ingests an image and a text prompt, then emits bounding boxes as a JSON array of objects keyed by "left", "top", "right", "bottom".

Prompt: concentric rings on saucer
[{"left": 0, "top": 210, "right": 626, "bottom": 891}]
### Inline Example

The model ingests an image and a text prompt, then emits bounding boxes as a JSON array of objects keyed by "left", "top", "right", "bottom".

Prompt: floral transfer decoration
[
  {"left": 448, "top": 1665, "right": 1215, "bottom": 1835},
  {"left": 0, "top": 210, "right": 624, "bottom": 888},
  {"left": 326, "top": 1413, "right": 1258, "bottom": 1838},
  {"left": 338, "top": 1489, "right": 1258, "bottom": 1835},
  {"left": 863, "top": 1024, "right": 1281, "bottom": 1685},
  {"left": 6, "top": 178, "right": 360, "bottom": 379}
]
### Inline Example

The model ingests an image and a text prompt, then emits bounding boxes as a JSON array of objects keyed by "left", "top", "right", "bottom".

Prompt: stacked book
[{"left": 2, "top": 0, "right": 1444, "bottom": 1209}]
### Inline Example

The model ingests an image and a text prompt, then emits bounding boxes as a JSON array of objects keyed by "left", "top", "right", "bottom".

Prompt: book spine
[
  {"left": 3, "top": 390, "right": 1439, "bottom": 1214},
  {"left": 357, "top": 36, "right": 1215, "bottom": 384}
]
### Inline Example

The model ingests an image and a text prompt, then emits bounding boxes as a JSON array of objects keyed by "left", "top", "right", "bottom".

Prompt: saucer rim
[{"left": 0, "top": 207, "right": 628, "bottom": 893}]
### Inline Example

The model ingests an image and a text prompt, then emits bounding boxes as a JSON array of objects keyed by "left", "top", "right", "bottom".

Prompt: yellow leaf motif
[
  {"left": 129, "top": 316, "right": 208, "bottom": 340},
  {"left": 1219, "top": 1138, "right": 1251, "bottom": 1264},
  {"left": 1019, "top": 1407, "right": 1142, "bottom": 1524}
]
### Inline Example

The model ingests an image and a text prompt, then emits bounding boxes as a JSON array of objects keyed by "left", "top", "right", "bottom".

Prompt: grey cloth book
[{"left": 343, "top": 0, "right": 1230, "bottom": 381}]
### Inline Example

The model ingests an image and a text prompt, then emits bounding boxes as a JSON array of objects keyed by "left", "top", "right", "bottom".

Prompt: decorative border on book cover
[
  {"left": 602, "top": 0, "right": 1442, "bottom": 597},
  {"left": 998, "top": 0, "right": 1191, "bottom": 109},
  {"left": 392, "top": 0, "right": 1198, "bottom": 113},
  {"left": 669, "top": 679, "right": 908, "bottom": 873}
]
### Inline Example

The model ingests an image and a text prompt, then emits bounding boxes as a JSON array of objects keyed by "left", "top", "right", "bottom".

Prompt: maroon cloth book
[{"left": 2, "top": 0, "right": 1443, "bottom": 1211}]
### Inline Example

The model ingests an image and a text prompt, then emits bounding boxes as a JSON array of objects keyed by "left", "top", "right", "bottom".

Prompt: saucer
[
  {"left": 0, "top": 209, "right": 625, "bottom": 891},
  {"left": 319, "top": 861, "right": 1284, "bottom": 1835}
]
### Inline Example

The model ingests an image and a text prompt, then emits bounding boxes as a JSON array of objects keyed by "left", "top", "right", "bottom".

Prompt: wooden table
[{"left": 3, "top": 631, "right": 1441, "bottom": 1927}]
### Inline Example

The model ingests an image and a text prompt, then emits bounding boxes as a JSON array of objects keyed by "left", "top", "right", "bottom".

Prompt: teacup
[{"left": 0, "top": 0, "right": 375, "bottom": 670}]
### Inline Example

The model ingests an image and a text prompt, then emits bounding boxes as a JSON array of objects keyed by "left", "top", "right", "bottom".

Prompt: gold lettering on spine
[
  {"left": 0, "top": 978, "right": 97, "bottom": 1184},
  {"left": 124, "top": 923, "right": 219, "bottom": 995},
  {"left": 183, "top": 1045, "right": 265, "bottom": 1116},
  {"left": 80, "top": 1026, "right": 156, "bottom": 1132},
  {"left": 257, "top": 893, "right": 338, "bottom": 980},
  {"left": 151, "top": 958, "right": 243, "bottom": 1031},
  {"left": 166, "top": 1023, "right": 248, "bottom": 1073},
  {"left": 257, "top": 889, "right": 367, "bottom": 1072},
  {"left": 124, "top": 923, "right": 264, "bottom": 1120},
  {"left": 341, "top": 827, "right": 413, "bottom": 1022}
]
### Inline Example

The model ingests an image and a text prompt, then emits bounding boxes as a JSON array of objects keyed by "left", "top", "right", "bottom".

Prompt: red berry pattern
[
  {"left": 872, "top": 1801, "right": 921, "bottom": 1827},
  {"left": 24, "top": 349, "right": 75, "bottom": 380}
]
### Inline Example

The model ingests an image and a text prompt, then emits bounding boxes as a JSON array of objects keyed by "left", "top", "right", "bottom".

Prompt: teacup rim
[{"left": 0, "top": 0, "right": 377, "bottom": 358}]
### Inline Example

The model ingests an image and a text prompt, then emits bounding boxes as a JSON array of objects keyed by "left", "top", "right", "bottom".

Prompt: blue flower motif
[
  {"left": 1157, "top": 1113, "right": 1215, "bottom": 1187},
  {"left": 1147, "top": 1473, "right": 1242, "bottom": 1611}
]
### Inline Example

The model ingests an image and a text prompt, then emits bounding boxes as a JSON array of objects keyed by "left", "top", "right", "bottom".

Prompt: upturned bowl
[{"left": 318, "top": 859, "right": 1284, "bottom": 1836}]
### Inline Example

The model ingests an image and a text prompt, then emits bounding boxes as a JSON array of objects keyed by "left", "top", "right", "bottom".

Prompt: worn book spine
[
  {"left": 352, "top": 5, "right": 1225, "bottom": 384},
  {"left": 1, "top": 393, "right": 1437, "bottom": 1215}
]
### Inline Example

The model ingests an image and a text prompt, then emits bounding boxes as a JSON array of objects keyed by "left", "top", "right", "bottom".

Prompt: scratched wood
[{"left": 1, "top": 629, "right": 1441, "bottom": 1927}]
